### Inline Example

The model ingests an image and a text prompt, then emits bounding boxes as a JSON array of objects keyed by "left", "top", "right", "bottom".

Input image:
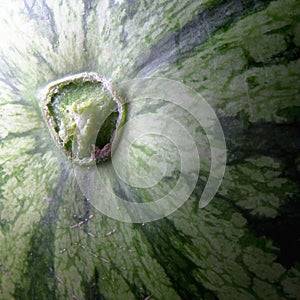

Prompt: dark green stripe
[
  {"left": 242, "top": 36, "right": 300, "bottom": 68},
  {"left": 138, "top": 220, "right": 219, "bottom": 299},
  {"left": 14, "top": 165, "right": 69, "bottom": 300},
  {"left": 23, "top": 0, "right": 59, "bottom": 51},
  {"left": 222, "top": 116, "right": 300, "bottom": 175},
  {"left": 134, "top": 0, "right": 273, "bottom": 76},
  {"left": 83, "top": 267, "right": 104, "bottom": 300},
  {"left": 81, "top": 0, "right": 94, "bottom": 67},
  {"left": 0, "top": 77, "right": 20, "bottom": 92},
  {"left": 219, "top": 116, "right": 300, "bottom": 268},
  {"left": 32, "top": 52, "right": 57, "bottom": 76}
]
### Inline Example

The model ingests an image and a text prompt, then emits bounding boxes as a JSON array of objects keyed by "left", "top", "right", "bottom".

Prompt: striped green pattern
[{"left": 0, "top": 0, "right": 299, "bottom": 299}]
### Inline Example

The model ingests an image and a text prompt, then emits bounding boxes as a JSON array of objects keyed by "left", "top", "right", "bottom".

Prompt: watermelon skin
[{"left": 0, "top": 1, "right": 299, "bottom": 300}]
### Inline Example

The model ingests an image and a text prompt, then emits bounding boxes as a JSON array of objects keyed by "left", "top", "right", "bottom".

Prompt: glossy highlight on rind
[{"left": 39, "top": 72, "right": 126, "bottom": 165}]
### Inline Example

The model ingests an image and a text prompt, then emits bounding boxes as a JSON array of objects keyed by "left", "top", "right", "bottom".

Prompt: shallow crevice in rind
[
  {"left": 220, "top": 117, "right": 300, "bottom": 268},
  {"left": 248, "top": 199, "right": 300, "bottom": 269},
  {"left": 217, "top": 188, "right": 300, "bottom": 270},
  {"left": 222, "top": 117, "right": 300, "bottom": 183}
]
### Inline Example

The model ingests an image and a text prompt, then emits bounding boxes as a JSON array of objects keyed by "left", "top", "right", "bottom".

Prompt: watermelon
[{"left": 0, "top": 0, "right": 300, "bottom": 299}]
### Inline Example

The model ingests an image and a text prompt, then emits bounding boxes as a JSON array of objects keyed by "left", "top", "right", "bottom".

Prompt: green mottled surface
[{"left": 0, "top": 0, "right": 299, "bottom": 299}]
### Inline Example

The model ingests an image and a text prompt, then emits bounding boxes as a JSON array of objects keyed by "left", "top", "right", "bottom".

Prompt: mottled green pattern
[
  {"left": 153, "top": 0, "right": 300, "bottom": 122},
  {"left": 0, "top": 0, "right": 299, "bottom": 299},
  {"left": 220, "top": 156, "right": 298, "bottom": 218}
]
